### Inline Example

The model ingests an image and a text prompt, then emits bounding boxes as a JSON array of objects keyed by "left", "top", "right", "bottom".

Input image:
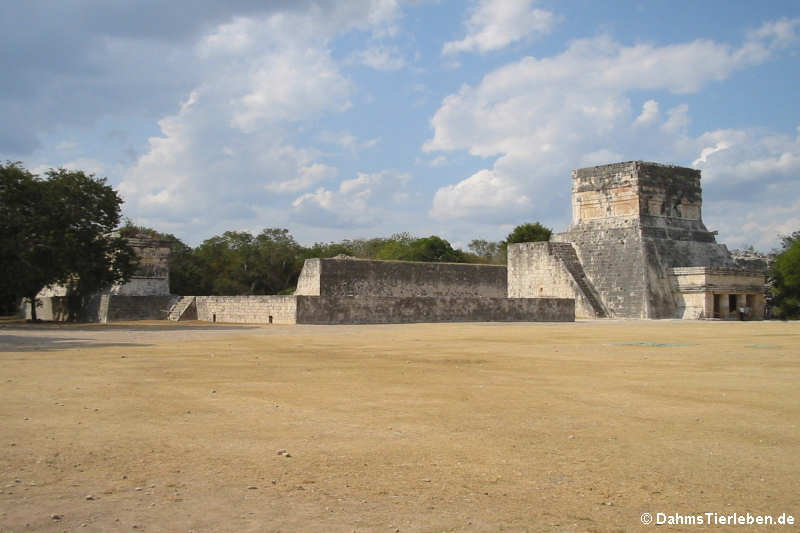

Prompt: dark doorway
[
  {"left": 728, "top": 294, "right": 737, "bottom": 314},
  {"left": 268, "top": 315, "right": 273, "bottom": 324},
  {"left": 713, "top": 294, "right": 720, "bottom": 318}
]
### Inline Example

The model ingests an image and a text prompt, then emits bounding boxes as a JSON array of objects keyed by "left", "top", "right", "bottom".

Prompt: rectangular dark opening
[
  {"left": 212, "top": 313, "right": 216, "bottom": 323},
  {"left": 728, "top": 294, "right": 737, "bottom": 312},
  {"left": 713, "top": 294, "right": 720, "bottom": 317},
  {"left": 268, "top": 315, "right": 273, "bottom": 324}
]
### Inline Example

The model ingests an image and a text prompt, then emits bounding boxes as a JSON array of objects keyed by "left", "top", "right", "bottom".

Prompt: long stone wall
[
  {"left": 295, "top": 295, "right": 573, "bottom": 324},
  {"left": 169, "top": 294, "right": 574, "bottom": 325},
  {"left": 194, "top": 296, "right": 297, "bottom": 324},
  {"left": 106, "top": 295, "right": 178, "bottom": 321},
  {"left": 295, "top": 257, "right": 507, "bottom": 298},
  {"left": 22, "top": 295, "right": 178, "bottom": 322}
]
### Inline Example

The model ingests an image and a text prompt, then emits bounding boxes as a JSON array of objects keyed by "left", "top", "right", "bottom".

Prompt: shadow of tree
[
  {"left": 0, "top": 323, "right": 261, "bottom": 352},
  {"left": 0, "top": 335, "right": 154, "bottom": 352}
]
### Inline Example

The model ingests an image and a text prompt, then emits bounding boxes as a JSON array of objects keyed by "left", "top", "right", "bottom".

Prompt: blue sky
[{"left": 2, "top": 1, "right": 799, "bottom": 251}]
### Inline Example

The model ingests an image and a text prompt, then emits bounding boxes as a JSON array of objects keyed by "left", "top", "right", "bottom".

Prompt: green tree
[
  {"left": 0, "top": 162, "right": 50, "bottom": 316},
  {"left": 408, "top": 236, "right": 467, "bottom": 262},
  {"left": 374, "top": 233, "right": 414, "bottom": 261},
  {"left": 771, "top": 231, "right": 800, "bottom": 319},
  {"left": 43, "top": 168, "right": 136, "bottom": 320},
  {"left": 254, "top": 228, "right": 304, "bottom": 294},
  {"left": 467, "top": 239, "right": 504, "bottom": 264},
  {"left": 0, "top": 163, "right": 136, "bottom": 320},
  {"left": 192, "top": 228, "right": 303, "bottom": 295},
  {"left": 504, "top": 222, "right": 552, "bottom": 245}
]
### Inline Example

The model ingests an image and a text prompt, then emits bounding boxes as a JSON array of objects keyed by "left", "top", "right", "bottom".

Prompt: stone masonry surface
[
  {"left": 550, "top": 161, "right": 763, "bottom": 318},
  {"left": 295, "top": 257, "right": 507, "bottom": 298},
  {"left": 295, "top": 296, "right": 574, "bottom": 324},
  {"left": 508, "top": 242, "right": 606, "bottom": 319},
  {"left": 195, "top": 296, "right": 297, "bottom": 324}
]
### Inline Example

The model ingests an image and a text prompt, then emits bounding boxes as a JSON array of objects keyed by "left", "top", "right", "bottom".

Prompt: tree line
[
  {"left": 119, "top": 222, "right": 552, "bottom": 297},
  {"left": 2, "top": 160, "right": 798, "bottom": 320}
]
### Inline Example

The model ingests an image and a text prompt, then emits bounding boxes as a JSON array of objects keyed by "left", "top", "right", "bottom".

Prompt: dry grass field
[{"left": 1, "top": 319, "right": 798, "bottom": 533}]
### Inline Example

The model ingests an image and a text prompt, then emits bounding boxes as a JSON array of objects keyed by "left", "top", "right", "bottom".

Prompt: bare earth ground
[{"left": 0, "top": 319, "right": 798, "bottom": 533}]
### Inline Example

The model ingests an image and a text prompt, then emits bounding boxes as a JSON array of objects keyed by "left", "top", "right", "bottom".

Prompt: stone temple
[
  {"left": 25, "top": 161, "right": 766, "bottom": 323},
  {"left": 508, "top": 161, "right": 766, "bottom": 319}
]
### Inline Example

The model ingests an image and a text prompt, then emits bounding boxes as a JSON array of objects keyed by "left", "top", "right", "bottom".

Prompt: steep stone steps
[
  {"left": 168, "top": 296, "right": 196, "bottom": 321},
  {"left": 549, "top": 243, "right": 609, "bottom": 318}
]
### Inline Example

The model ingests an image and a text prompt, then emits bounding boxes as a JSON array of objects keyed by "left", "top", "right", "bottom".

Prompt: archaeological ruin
[
  {"left": 26, "top": 235, "right": 178, "bottom": 322},
  {"left": 509, "top": 161, "right": 766, "bottom": 319},
  {"left": 25, "top": 161, "right": 766, "bottom": 324}
]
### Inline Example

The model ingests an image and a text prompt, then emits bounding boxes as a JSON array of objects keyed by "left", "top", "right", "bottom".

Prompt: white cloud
[
  {"left": 350, "top": 44, "right": 406, "bottom": 70},
  {"left": 705, "top": 196, "right": 800, "bottom": 251},
  {"left": 265, "top": 162, "right": 338, "bottom": 194},
  {"left": 431, "top": 168, "right": 531, "bottom": 222},
  {"left": 319, "top": 131, "right": 381, "bottom": 152},
  {"left": 443, "top": 0, "right": 555, "bottom": 56},
  {"left": 661, "top": 103, "right": 689, "bottom": 134},
  {"left": 291, "top": 170, "right": 412, "bottom": 228},
  {"left": 747, "top": 17, "right": 800, "bottom": 49},
  {"left": 634, "top": 99, "right": 660, "bottom": 126},
  {"left": 425, "top": 20, "right": 799, "bottom": 229},
  {"left": 118, "top": 2, "right": 398, "bottom": 237},
  {"left": 231, "top": 46, "right": 351, "bottom": 132},
  {"left": 694, "top": 126, "right": 800, "bottom": 186}
]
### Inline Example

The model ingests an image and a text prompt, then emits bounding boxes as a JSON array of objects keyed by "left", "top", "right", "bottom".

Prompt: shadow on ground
[
  {"left": 0, "top": 335, "right": 152, "bottom": 352},
  {"left": 0, "top": 321, "right": 260, "bottom": 332}
]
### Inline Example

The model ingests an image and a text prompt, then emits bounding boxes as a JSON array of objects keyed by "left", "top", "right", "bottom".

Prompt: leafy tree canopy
[
  {"left": 771, "top": 230, "right": 800, "bottom": 319},
  {"left": 505, "top": 222, "right": 552, "bottom": 245},
  {"left": 0, "top": 163, "right": 136, "bottom": 320}
]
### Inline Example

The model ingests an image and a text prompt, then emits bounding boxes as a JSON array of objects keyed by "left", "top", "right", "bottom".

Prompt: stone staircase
[
  {"left": 168, "top": 296, "right": 196, "bottom": 321},
  {"left": 549, "top": 242, "right": 609, "bottom": 318}
]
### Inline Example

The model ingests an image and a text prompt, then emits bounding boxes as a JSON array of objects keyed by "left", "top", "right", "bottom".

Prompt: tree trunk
[{"left": 28, "top": 295, "right": 37, "bottom": 321}]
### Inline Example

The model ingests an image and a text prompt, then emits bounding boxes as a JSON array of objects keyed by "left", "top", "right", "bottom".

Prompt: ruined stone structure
[
  {"left": 110, "top": 236, "right": 171, "bottom": 296},
  {"left": 170, "top": 258, "right": 574, "bottom": 324},
  {"left": 27, "top": 161, "right": 767, "bottom": 324},
  {"left": 24, "top": 234, "right": 179, "bottom": 322},
  {"left": 508, "top": 161, "right": 766, "bottom": 319}
]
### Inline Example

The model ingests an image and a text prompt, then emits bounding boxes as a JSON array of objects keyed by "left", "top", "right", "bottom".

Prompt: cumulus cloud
[
  {"left": 695, "top": 126, "right": 800, "bottom": 188},
  {"left": 432, "top": 168, "right": 531, "bottom": 222},
  {"left": 426, "top": 18, "right": 800, "bottom": 247},
  {"left": 443, "top": 0, "right": 555, "bottom": 55},
  {"left": 634, "top": 100, "right": 660, "bottom": 126},
  {"left": 290, "top": 170, "right": 412, "bottom": 227},
  {"left": 116, "top": 2, "right": 399, "bottom": 238},
  {"left": 265, "top": 162, "right": 338, "bottom": 194},
  {"left": 692, "top": 125, "right": 800, "bottom": 247}
]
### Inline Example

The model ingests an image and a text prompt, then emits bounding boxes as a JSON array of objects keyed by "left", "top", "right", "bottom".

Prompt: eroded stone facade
[
  {"left": 511, "top": 161, "right": 767, "bottom": 319},
  {"left": 26, "top": 234, "right": 173, "bottom": 322}
]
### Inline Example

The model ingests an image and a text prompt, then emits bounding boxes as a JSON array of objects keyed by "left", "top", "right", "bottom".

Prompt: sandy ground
[{"left": 0, "top": 319, "right": 798, "bottom": 533}]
